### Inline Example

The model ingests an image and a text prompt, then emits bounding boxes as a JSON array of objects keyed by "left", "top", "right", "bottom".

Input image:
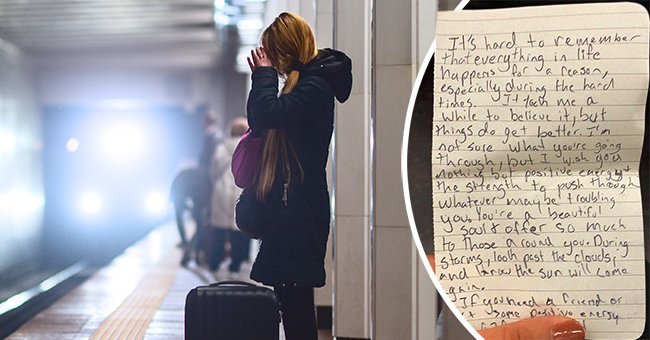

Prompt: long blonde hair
[{"left": 257, "top": 12, "right": 317, "bottom": 201}]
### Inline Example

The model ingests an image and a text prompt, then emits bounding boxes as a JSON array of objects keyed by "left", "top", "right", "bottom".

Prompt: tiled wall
[
  {"left": 373, "top": 0, "right": 415, "bottom": 338},
  {"left": 333, "top": 0, "right": 373, "bottom": 337},
  {"left": 332, "top": 0, "right": 439, "bottom": 339}
]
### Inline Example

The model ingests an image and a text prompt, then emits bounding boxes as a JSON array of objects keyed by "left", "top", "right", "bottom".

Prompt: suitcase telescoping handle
[{"left": 209, "top": 280, "right": 259, "bottom": 287}]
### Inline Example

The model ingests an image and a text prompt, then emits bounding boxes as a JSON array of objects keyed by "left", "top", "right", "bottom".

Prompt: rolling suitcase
[{"left": 184, "top": 281, "right": 280, "bottom": 340}]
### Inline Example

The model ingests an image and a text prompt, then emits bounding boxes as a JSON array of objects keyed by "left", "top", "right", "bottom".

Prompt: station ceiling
[{"left": 0, "top": 1, "right": 264, "bottom": 68}]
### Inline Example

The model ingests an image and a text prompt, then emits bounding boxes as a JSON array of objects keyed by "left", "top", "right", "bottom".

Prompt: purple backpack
[{"left": 231, "top": 129, "right": 264, "bottom": 188}]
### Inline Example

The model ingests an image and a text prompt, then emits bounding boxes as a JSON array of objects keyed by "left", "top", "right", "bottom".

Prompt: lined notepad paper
[{"left": 432, "top": 3, "right": 648, "bottom": 338}]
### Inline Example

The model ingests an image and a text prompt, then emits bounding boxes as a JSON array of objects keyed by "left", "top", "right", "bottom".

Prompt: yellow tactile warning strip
[{"left": 91, "top": 247, "right": 180, "bottom": 339}]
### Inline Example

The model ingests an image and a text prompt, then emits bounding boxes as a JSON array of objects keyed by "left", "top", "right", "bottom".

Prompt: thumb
[{"left": 478, "top": 316, "right": 585, "bottom": 340}]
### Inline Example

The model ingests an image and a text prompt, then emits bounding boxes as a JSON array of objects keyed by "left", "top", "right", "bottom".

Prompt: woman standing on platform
[{"left": 246, "top": 12, "right": 352, "bottom": 340}]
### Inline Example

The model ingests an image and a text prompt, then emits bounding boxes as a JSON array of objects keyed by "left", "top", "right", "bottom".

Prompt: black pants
[
  {"left": 174, "top": 197, "right": 208, "bottom": 265},
  {"left": 173, "top": 201, "right": 188, "bottom": 245},
  {"left": 209, "top": 229, "right": 250, "bottom": 272},
  {"left": 274, "top": 286, "right": 317, "bottom": 340},
  {"left": 174, "top": 198, "right": 207, "bottom": 246}
]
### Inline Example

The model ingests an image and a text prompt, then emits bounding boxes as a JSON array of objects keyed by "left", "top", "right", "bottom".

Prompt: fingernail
[{"left": 551, "top": 320, "right": 585, "bottom": 340}]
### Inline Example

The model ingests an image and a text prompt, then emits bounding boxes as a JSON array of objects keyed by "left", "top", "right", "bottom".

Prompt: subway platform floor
[{"left": 7, "top": 222, "right": 333, "bottom": 339}]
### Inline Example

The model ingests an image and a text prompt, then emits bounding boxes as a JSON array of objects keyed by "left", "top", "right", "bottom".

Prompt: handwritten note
[{"left": 433, "top": 3, "right": 648, "bottom": 338}]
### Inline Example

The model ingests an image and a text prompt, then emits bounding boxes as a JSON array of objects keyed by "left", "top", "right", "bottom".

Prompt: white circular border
[{"left": 400, "top": 6, "right": 484, "bottom": 338}]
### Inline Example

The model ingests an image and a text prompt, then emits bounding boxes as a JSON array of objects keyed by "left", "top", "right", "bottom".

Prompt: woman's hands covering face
[{"left": 247, "top": 47, "right": 273, "bottom": 72}]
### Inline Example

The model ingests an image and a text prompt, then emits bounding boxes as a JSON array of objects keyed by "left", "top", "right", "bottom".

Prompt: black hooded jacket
[{"left": 246, "top": 48, "right": 352, "bottom": 287}]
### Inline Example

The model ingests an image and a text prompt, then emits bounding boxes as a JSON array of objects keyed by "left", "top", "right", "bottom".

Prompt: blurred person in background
[
  {"left": 194, "top": 105, "right": 224, "bottom": 264},
  {"left": 170, "top": 166, "right": 211, "bottom": 266},
  {"left": 197, "top": 105, "right": 223, "bottom": 176},
  {"left": 170, "top": 106, "right": 223, "bottom": 266},
  {"left": 207, "top": 117, "right": 250, "bottom": 279}
]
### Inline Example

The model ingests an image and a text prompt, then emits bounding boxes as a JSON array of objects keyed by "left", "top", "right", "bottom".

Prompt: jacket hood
[{"left": 300, "top": 48, "right": 352, "bottom": 103}]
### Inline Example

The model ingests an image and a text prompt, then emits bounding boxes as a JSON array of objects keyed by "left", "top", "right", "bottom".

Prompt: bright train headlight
[
  {"left": 144, "top": 191, "right": 167, "bottom": 215},
  {"left": 80, "top": 192, "right": 102, "bottom": 215}
]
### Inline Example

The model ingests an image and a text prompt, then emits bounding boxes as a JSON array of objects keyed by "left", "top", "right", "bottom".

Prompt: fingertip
[
  {"left": 550, "top": 318, "right": 584, "bottom": 340},
  {"left": 478, "top": 316, "right": 584, "bottom": 340}
]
